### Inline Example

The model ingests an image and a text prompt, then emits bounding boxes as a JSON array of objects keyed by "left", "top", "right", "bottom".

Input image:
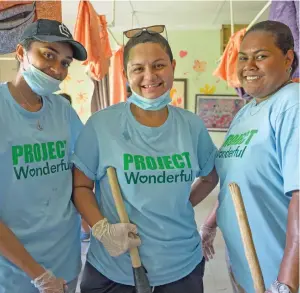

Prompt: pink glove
[{"left": 199, "top": 225, "right": 217, "bottom": 261}]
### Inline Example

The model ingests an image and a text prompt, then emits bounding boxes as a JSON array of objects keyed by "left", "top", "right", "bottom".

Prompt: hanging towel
[
  {"left": 74, "top": 0, "right": 112, "bottom": 81},
  {"left": 0, "top": 3, "right": 35, "bottom": 54},
  {"left": 213, "top": 28, "right": 247, "bottom": 88},
  {"left": 109, "top": 46, "right": 127, "bottom": 105},
  {"left": 269, "top": 0, "right": 299, "bottom": 80}
]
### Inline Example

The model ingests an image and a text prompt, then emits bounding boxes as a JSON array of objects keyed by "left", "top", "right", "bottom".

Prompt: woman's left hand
[{"left": 199, "top": 224, "right": 217, "bottom": 261}]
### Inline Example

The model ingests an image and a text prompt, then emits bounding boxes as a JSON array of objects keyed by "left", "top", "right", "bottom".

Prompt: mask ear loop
[{"left": 21, "top": 52, "right": 30, "bottom": 73}]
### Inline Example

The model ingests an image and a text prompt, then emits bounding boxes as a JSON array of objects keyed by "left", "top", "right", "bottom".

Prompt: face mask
[
  {"left": 129, "top": 89, "right": 171, "bottom": 111},
  {"left": 22, "top": 62, "right": 62, "bottom": 96}
]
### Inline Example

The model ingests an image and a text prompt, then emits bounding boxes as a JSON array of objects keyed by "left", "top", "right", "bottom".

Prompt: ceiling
[
  {"left": 62, "top": 0, "right": 270, "bottom": 34},
  {"left": 0, "top": 0, "right": 269, "bottom": 60}
]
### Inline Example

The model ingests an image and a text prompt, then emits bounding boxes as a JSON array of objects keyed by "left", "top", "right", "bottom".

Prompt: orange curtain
[
  {"left": 74, "top": 0, "right": 112, "bottom": 81},
  {"left": 109, "top": 46, "right": 127, "bottom": 105},
  {"left": 0, "top": 1, "right": 62, "bottom": 22}
]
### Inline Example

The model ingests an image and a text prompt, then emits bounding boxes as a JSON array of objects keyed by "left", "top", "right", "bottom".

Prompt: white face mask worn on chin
[
  {"left": 22, "top": 56, "right": 62, "bottom": 96},
  {"left": 129, "top": 89, "right": 171, "bottom": 111}
]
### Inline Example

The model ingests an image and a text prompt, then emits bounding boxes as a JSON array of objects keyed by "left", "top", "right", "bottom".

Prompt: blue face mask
[
  {"left": 129, "top": 89, "right": 171, "bottom": 111},
  {"left": 22, "top": 63, "right": 62, "bottom": 96}
]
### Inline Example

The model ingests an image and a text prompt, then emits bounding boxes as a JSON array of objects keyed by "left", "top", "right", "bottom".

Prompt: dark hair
[
  {"left": 16, "top": 38, "right": 36, "bottom": 69},
  {"left": 126, "top": 83, "right": 132, "bottom": 93},
  {"left": 244, "top": 20, "right": 298, "bottom": 76},
  {"left": 60, "top": 93, "right": 72, "bottom": 104},
  {"left": 20, "top": 38, "right": 35, "bottom": 50},
  {"left": 123, "top": 31, "right": 173, "bottom": 73}
]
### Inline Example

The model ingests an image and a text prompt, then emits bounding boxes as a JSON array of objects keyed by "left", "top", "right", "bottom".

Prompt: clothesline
[
  {"left": 246, "top": 1, "right": 272, "bottom": 31},
  {"left": 216, "top": 0, "right": 272, "bottom": 64}
]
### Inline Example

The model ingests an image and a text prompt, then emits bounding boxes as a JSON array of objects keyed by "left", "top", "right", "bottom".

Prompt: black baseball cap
[{"left": 20, "top": 19, "right": 87, "bottom": 61}]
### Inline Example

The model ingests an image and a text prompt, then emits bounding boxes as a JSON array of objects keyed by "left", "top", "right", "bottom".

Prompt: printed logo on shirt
[
  {"left": 11, "top": 140, "right": 72, "bottom": 180},
  {"left": 123, "top": 152, "right": 193, "bottom": 184},
  {"left": 216, "top": 129, "right": 258, "bottom": 159}
]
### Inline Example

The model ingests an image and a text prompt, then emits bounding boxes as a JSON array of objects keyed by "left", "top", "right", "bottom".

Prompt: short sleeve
[
  {"left": 275, "top": 104, "right": 299, "bottom": 194},
  {"left": 72, "top": 118, "right": 100, "bottom": 181},
  {"left": 69, "top": 107, "right": 84, "bottom": 152},
  {"left": 197, "top": 119, "right": 217, "bottom": 177}
]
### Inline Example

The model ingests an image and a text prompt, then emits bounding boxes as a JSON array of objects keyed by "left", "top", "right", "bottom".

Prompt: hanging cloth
[
  {"left": 74, "top": 0, "right": 112, "bottom": 81},
  {"left": 0, "top": 1, "right": 62, "bottom": 22},
  {"left": 269, "top": 0, "right": 299, "bottom": 80},
  {"left": 213, "top": 28, "right": 246, "bottom": 88},
  {"left": 0, "top": 2, "right": 35, "bottom": 54}
]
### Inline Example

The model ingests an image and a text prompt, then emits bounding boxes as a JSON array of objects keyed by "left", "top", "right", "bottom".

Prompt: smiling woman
[
  {"left": 201, "top": 20, "right": 299, "bottom": 293},
  {"left": 71, "top": 26, "right": 219, "bottom": 293},
  {"left": 237, "top": 20, "right": 298, "bottom": 102},
  {"left": 0, "top": 19, "right": 87, "bottom": 293}
]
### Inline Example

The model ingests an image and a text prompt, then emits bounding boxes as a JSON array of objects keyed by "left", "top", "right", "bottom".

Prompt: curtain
[
  {"left": 90, "top": 75, "right": 110, "bottom": 113},
  {"left": 109, "top": 46, "right": 127, "bottom": 105},
  {"left": 90, "top": 46, "right": 127, "bottom": 113},
  {"left": 269, "top": 0, "right": 299, "bottom": 80}
]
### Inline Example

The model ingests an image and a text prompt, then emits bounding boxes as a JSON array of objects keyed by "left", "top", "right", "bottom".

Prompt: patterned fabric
[
  {"left": 0, "top": 3, "right": 35, "bottom": 54},
  {"left": 0, "top": 1, "right": 62, "bottom": 21},
  {"left": 269, "top": 0, "right": 299, "bottom": 79}
]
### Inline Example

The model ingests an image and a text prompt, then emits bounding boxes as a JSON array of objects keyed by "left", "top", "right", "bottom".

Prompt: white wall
[
  {"left": 210, "top": 132, "right": 226, "bottom": 149},
  {"left": 0, "top": 59, "right": 18, "bottom": 82}
]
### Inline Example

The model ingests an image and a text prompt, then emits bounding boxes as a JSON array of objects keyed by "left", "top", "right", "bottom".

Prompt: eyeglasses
[{"left": 123, "top": 25, "right": 167, "bottom": 43}]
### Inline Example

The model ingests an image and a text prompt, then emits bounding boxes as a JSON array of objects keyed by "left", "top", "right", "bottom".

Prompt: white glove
[
  {"left": 265, "top": 280, "right": 293, "bottom": 293},
  {"left": 199, "top": 224, "right": 217, "bottom": 261},
  {"left": 31, "top": 270, "right": 66, "bottom": 293},
  {"left": 92, "top": 218, "right": 141, "bottom": 257}
]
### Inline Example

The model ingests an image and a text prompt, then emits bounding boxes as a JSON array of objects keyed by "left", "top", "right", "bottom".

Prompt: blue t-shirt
[
  {"left": 0, "top": 83, "right": 83, "bottom": 293},
  {"left": 215, "top": 83, "right": 299, "bottom": 292},
  {"left": 72, "top": 102, "right": 217, "bottom": 286}
]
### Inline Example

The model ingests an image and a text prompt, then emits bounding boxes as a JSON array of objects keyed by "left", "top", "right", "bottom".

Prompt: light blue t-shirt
[
  {"left": 0, "top": 83, "right": 83, "bottom": 293},
  {"left": 72, "top": 102, "right": 217, "bottom": 286},
  {"left": 215, "top": 83, "right": 299, "bottom": 292}
]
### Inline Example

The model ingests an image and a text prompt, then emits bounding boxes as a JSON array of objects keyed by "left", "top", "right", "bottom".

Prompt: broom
[
  {"left": 107, "top": 167, "right": 152, "bottom": 293},
  {"left": 229, "top": 183, "right": 265, "bottom": 293}
]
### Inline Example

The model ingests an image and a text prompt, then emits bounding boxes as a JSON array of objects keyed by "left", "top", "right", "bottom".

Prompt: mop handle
[
  {"left": 107, "top": 167, "right": 141, "bottom": 268},
  {"left": 229, "top": 183, "right": 266, "bottom": 293}
]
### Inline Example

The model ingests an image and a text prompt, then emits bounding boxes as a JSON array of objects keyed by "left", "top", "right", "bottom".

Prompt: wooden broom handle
[
  {"left": 229, "top": 183, "right": 266, "bottom": 293},
  {"left": 107, "top": 167, "right": 141, "bottom": 268}
]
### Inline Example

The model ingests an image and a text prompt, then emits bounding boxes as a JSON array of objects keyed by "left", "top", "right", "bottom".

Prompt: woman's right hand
[
  {"left": 32, "top": 270, "right": 66, "bottom": 293},
  {"left": 200, "top": 224, "right": 217, "bottom": 261},
  {"left": 92, "top": 218, "right": 141, "bottom": 257}
]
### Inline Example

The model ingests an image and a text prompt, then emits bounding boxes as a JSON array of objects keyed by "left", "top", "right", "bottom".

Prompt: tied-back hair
[{"left": 244, "top": 20, "right": 298, "bottom": 76}]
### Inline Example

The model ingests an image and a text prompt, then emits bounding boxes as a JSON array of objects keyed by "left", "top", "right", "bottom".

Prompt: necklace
[
  {"left": 249, "top": 80, "right": 293, "bottom": 116},
  {"left": 17, "top": 88, "right": 43, "bottom": 131},
  {"left": 249, "top": 98, "right": 269, "bottom": 116}
]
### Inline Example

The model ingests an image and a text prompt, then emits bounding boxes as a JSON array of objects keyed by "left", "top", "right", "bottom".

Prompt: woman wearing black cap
[{"left": 0, "top": 19, "right": 87, "bottom": 293}]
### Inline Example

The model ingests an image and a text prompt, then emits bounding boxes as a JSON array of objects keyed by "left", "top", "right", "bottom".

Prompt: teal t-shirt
[
  {"left": 215, "top": 83, "right": 299, "bottom": 292},
  {"left": 0, "top": 83, "right": 83, "bottom": 293},
  {"left": 72, "top": 102, "right": 217, "bottom": 286}
]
